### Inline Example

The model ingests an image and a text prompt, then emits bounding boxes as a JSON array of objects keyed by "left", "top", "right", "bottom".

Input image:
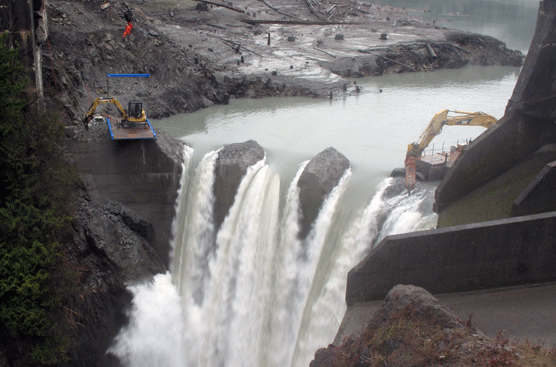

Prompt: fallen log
[
  {"left": 242, "top": 19, "right": 360, "bottom": 25},
  {"left": 358, "top": 49, "right": 416, "bottom": 71},
  {"left": 304, "top": 0, "right": 327, "bottom": 21},
  {"left": 313, "top": 47, "right": 336, "bottom": 58},
  {"left": 193, "top": 0, "right": 245, "bottom": 13},
  {"left": 261, "top": 0, "right": 303, "bottom": 20},
  {"left": 207, "top": 34, "right": 264, "bottom": 57},
  {"left": 206, "top": 23, "right": 226, "bottom": 29},
  {"left": 426, "top": 43, "right": 437, "bottom": 60},
  {"left": 448, "top": 43, "right": 471, "bottom": 54}
]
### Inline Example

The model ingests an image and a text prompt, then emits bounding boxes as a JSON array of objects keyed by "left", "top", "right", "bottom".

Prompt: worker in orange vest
[
  {"left": 123, "top": 22, "right": 133, "bottom": 37},
  {"left": 123, "top": 7, "right": 133, "bottom": 37}
]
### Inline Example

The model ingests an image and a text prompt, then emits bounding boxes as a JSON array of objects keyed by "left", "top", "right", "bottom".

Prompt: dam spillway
[{"left": 108, "top": 147, "right": 437, "bottom": 367}]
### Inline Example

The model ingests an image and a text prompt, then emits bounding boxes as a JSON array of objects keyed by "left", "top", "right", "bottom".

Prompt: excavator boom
[
  {"left": 405, "top": 109, "right": 497, "bottom": 192},
  {"left": 407, "top": 109, "right": 497, "bottom": 158}
]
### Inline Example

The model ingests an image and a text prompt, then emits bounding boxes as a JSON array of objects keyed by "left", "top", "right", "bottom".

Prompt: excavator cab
[{"left": 128, "top": 100, "right": 143, "bottom": 119}]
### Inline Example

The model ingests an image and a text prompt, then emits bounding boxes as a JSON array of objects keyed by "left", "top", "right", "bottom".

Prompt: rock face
[
  {"left": 65, "top": 126, "right": 184, "bottom": 268},
  {"left": 297, "top": 147, "right": 350, "bottom": 239},
  {"left": 62, "top": 124, "right": 184, "bottom": 366},
  {"left": 213, "top": 140, "right": 265, "bottom": 232},
  {"left": 64, "top": 195, "right": 166, "bottom": 367}
]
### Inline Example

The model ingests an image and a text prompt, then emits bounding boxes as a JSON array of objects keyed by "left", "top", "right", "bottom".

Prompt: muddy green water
[{"left": 153, "top": 65, "right": 520, "bottom": 206}]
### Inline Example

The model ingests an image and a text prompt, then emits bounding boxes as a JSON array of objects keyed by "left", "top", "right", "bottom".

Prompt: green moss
[{"left": 437, "top": 151, "right": 556, "bottom": 227}]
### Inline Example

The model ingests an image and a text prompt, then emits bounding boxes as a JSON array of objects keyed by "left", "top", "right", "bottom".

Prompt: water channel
[{"left": 110, "top": 0, "right": 534, "bottom": 366}]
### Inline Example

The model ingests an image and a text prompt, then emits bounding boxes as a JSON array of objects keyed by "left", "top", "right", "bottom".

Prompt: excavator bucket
[
  {"left": 107, "top": 117, "right": 157, "bottom": 140},
  {"left": 405, "top": 156, "right": 416, "bottom": 193}
]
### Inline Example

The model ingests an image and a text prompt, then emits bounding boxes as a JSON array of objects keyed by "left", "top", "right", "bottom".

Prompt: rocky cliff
[{"left": 59, "top": 123, "right": 183, "bottom": 365}]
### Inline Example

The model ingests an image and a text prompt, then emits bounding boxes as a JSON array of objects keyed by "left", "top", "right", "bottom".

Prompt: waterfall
[
  {"left": 171, "top": 148, "right": 219, "bottom": 303},
  {"left": 109, "top": 149, "right": 437, "bottom": 367}
]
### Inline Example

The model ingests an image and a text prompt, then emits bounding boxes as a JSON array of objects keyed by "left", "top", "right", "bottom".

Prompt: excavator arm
[
  {"left": 406, "top": 109, "right": 497, "bottom": 158},
  {"left": 404, "top": 109, "right": 497, "bottom": 193}
]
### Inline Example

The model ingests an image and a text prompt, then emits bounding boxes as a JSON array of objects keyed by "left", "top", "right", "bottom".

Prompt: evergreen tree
[{"left": 0, "top": 32, "right": 75, "bottom": 365}]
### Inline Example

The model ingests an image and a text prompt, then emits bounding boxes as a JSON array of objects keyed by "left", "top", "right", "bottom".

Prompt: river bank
[{"left": 46, "top": 0, "right": 522, "bottom": 124}]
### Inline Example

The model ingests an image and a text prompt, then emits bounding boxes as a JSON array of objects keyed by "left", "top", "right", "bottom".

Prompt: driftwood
[
  {"left": 242, "top": 19, "right": 360, "bottom": 25},
  {"left": 358, "top": 49, "right": 416, "bottom": 71},
  {"left": 356, "top": 6, "right": 371, "bottom": 14},
  {"left": 448, "top": 43, "right": 471, "bottom": 54},
  {"left": 193, "top": 0, "right": 245, "bottom": 13},
  {"left": 426, "top": 44, "right": 437, "bottom": 60},
  {"left": 304, "top": 0, "right": 327, "bottom": 21},
  {"left": 261, "top": 0, "right": 303, "bottom": 20},
  {"left": 207, "top": 34, "right": 264, "bottom": 57},
  {"left": 313, "top": 47, "right": 336, "bottom": 58},
  {"left": 206, "top": 23, "right": 226, "bottom": 29}
]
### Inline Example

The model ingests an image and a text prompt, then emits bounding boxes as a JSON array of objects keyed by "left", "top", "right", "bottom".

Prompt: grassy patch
[{"left": 327, "top": 305, "right": 556, "bottom": 367}]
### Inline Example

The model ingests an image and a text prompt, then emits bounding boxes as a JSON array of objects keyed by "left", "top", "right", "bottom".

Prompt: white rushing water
[{"left": 109, "top": 146, "right": 437, "bottom": 366}]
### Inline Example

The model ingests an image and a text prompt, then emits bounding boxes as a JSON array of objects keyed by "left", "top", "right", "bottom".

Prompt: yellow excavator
[
  {"left": 405, "top": 109, "right": 497, "bottom": 192},
  {"left": 83, "top": 97, "right": 147, "bottom": 130},
  {"left": 406, "top": 109, "right": 497, "bottom": 159}
]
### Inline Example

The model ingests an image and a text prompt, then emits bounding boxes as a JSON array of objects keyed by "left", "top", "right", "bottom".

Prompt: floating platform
[
  {"left": 107, "top": 117, "right": 156, "bottom": 140},
  {"left": 416, "top": 150, "right": 462, "bottom": 181}
]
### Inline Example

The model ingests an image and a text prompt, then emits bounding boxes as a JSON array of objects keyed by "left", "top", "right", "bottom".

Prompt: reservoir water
[{"left": 109, "top": 0, "right": 531, "bottom": 365}]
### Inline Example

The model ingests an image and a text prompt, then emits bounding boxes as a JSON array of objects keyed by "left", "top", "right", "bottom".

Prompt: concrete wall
[
  {"left": 67, "top": 128, "right": 184, "bottom": 268},
  {"left": 512, "top": 160, "right": 556, "bottom": 217},
  {"left": 346, "top": 212, "right": 556, "bottom": 306},
  {"left": 434, "top": 115, "right": 556, "bottom": 213},
  {"left": 434, "top": 0, "right": 556, "bottom": 214}
]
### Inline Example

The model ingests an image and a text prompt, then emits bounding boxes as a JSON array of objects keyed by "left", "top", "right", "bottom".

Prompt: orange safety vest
[{"left": 123, "top": 22, "right": 133, "bottom": 37}]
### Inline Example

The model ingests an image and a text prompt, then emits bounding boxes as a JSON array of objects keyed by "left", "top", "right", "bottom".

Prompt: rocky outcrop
[
  {"left": 213, "top": 140, "right": 265, "bottom": 232},
  {"left": 297, "top": 147, "right": 350, "bottom": 239},
  {"left": 63, "top": 194, "right": 165, "bottom": 367},
  {"left": 368, "top": 285, "right": 463, "bottom": 331},
  {"left": 321, "top": 31, "right": 523, "bottom": 78},
  {"left": 311, "top": 285, "right": 464, "bottom": 367},
  {"left": 62, "top": 124, "right": 184, "bottom": 366}
]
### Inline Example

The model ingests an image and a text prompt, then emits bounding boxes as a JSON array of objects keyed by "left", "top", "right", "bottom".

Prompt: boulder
[
  {"left": 297, "top": 147, "right": 350, "bottom": 239},
  {"left": 213, "top": 140, "right": 265, "bottom": 232},
  {"left": 368, "top": 284, "right": 463, "bottom": 331},
  {"left": 312, "top": 285, "right": 464, "bottom": 367}
]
